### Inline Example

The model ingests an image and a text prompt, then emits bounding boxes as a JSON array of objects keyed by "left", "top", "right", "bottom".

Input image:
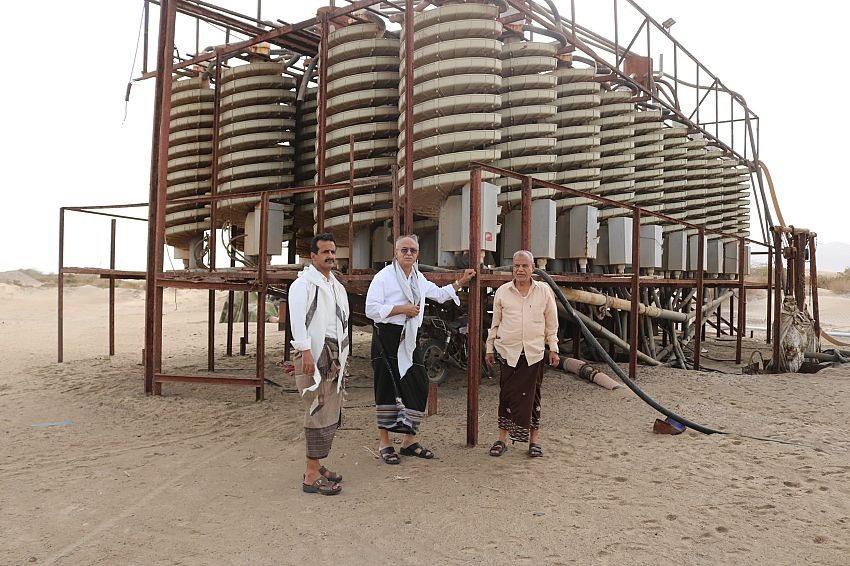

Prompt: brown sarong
[
  {"left": 497, "top": 354, "right": 544, "bottom": 443},
  {"left": 295, "top": 339, "right": 343, "bottom": 460}
]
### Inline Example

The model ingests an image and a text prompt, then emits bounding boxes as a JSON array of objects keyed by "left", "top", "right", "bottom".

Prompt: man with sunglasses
[{"left": 365, "top": 234, "right": 476, "bottom": 464}]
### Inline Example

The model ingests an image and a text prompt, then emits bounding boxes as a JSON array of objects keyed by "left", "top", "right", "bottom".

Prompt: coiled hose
[{"left": 534, "top": 268, "right": 722, "bottom": 435}]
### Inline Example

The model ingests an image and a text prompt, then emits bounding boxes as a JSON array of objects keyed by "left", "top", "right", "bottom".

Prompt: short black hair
[{"left": 310, "top": 233, "right": 336, "bottom": 254}]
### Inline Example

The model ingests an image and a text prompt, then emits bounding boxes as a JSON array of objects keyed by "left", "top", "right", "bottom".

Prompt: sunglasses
[{"left": 398, "top": 247, "right": 419, "bottom": 255}]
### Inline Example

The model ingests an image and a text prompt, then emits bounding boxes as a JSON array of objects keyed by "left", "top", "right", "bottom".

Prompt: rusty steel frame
[
  {"left": 54, "top": 0, "right": 799, "bottom": 446},
  {"left": 57, "top": 205, "right": 148, "bottom": 363},
  {"left": 464, "top": 162, "right": 768, "bottom": 444}
]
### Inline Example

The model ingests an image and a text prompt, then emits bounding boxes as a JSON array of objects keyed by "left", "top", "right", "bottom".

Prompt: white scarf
[
  {"left": 392, "top": 259, "right": 420, "bottom": 379},
  {"left": 296, "top": 265, "right": 350, "bottom": 393}
]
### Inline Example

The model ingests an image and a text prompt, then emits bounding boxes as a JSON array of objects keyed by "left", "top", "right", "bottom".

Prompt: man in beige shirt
[{"left": 485, "top": 250, "right": 559, "bottom": 457}]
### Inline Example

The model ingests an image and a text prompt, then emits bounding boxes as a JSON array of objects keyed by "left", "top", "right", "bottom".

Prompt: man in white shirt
[
  {"left": 289, "top": 233, "right": 350, "bottom": 495},
  {"left": 365, "top": 235, "right": 475, "bottom": 464}
]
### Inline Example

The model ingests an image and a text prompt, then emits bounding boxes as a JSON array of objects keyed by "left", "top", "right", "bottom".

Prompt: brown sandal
[
  {"left": 302, "top": 475, "right": 342, "bottom": 496},
  {"left": 489, "top": 441, "right": 508, "bottom": 457},
  {"left": 319, "top": 466, "right": 343, "bottom": 483}
]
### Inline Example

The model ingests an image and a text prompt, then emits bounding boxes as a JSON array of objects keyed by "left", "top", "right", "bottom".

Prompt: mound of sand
[{"left": 0, "top": 270, "right": 44, "bottom": 287}]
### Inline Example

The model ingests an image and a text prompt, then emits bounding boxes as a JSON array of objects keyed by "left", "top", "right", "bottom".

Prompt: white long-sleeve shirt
[{"left": 365, "top": 264, "right": 460, "bottom": 327}]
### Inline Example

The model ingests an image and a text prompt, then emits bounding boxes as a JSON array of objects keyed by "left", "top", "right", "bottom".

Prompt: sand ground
[{"left": 1, "top": 282, "right": 849, "bottom": 565}]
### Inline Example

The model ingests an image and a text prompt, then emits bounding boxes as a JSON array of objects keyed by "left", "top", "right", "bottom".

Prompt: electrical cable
[{"left": 122, "top": 3, "right": 147, "bottom": 124}]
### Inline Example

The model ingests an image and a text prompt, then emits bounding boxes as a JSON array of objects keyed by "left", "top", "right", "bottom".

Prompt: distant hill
[{"left": 817, "top": 241, "right": 850, "bottom": 273}]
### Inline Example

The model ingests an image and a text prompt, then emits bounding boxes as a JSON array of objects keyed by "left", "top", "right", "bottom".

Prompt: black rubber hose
[{"left": 534, "top": 268, "right": 722, "bottom": 435}]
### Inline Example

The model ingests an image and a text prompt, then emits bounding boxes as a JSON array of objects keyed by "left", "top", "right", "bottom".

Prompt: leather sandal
[
  {"left": 319, "top": 466, "right": 342, "bottom": 483},
  {"left": 379, "top": 446, "right": 400, "bottom": 465},
  {"left": 488, "top": 440, "right": 508, "bottom": 457},
  {"left": 399, "top": 442, "right": 435, "bottom": 459},
  {"left": 302, "top": 475, "right": 342, "bottom": 496},
  {"left": 528, "top": 443, "right": 543, "bottom": 458}
]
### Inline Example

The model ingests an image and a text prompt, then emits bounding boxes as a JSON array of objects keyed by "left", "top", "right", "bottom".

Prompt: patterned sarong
[
  {"left": 497, "top": 354, "right": 544, "bottom": 443},
  {"left": 295, "top": 338, "right": 343, "bottom": 460},
  {"left": 372, "top": 323, "right": 426, "bottom": 435}
]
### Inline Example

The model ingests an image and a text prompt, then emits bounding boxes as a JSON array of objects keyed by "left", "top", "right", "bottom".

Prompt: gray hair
[
  {"left": 395, "top": 234, "right": 419, "bottom": 249},
  {"left": 512, "top": 249, "right": 534, "bottom": 264}
]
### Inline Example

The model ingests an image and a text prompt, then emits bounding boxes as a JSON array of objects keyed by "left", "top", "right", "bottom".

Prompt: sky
[{"left": 1, "top": 0, "right": 846, "bottom": 273}]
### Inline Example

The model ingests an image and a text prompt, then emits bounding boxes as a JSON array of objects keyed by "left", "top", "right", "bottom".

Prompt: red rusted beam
[
  {"left": 766, "top": 243, "right": 773, "bottom": 343},
  {"left": 521, "top": 176, "right": 532, "bottom": 251},
  {"left": 693, "top": 228, "right": 706, "bottom": 370},
  {"left": 57, "top": 208, "right": 65, "bottom": 363},
  {"left": 772, "top": 229, "right": 783, "bottom": 370},
  {"left": 144, "top": 0, "right": 176, "bottom": 395},
  {"left": 736, "top": 238, "right": 746, "bottom": 364},
  {"left": 466, "top": 166, "right": 483, "bottom": 447},
  {"left": 348, "top": 136, "right": 355, "bottom": 251},
  {"left": 629, "top": 208, "right": 641, "bottom": 379},
  {"left": 392, "top": 164, "right": 400, "bottom": 243},
  {"left": 109, "top": 219, "right": 117, "bottom": 357},
  {"left": 403, "top": 0, "right": 415, "bottom": 234},
  {"left": 256, "top": 192, "right": 270, "bottom": 401},
  {"left": 315, "top": 8, "right": 329, "bottom": 232},
  {"left": 809, "top": 233, "right": 821, "bottom": 337}
]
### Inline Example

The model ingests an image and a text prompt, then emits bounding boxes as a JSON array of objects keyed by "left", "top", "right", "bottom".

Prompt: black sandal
[
  {"left": 399, "top": 442, "right": 435, "bottom": 459},
  {"left": 302, "top": 475, "right": 342, "bottom": 496},
  {"left": 528, "top": 443, "right": 543, "bottom": 458},
  {"left": 379, "top": 446, "right": 400, "bottom": 465},
  {"left": 488, "top": 440, "right": 508, "bottom": 457},
  {"left": 319, "top": 466, "right": 342, "bottom": 483}
]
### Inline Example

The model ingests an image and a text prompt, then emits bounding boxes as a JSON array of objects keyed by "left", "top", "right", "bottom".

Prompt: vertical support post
[
  {"left": 809, "top": 233, "right": 820, "bottom": 338},
  {"left": 403, "top": 0, "right": 415, "bottom": 234},
  {"left": 226, "top": 292, "right": 235, "bottom": 355},
  {"left": 715, "top": 293, "right": 721, "bottom": 337},
  {"left": 794, "top": 232, "right": 806, "bottom": 312},
  {"left": 207, "top": 52, "right": 223, "bottom": 372},
  {"left": 693, "top": 228, "right": 705, "bottom": 370},
  {"left": 348, "top": 136, "right": 355, "bottom": 254},
  {"left": 772, "top": 229, "right": 782, "bottom": 370},
  {"left": 521, "top": 176, "right": 531, "bottom": 251},
  {"left": 628, "top": 208, "right": 640, "bottom": 379},
  {"left": 315, "top": 8, "right": 330, "bottom": 232},
  {"left": 256, "top": 192, "right": 270, "bottom": 401},
  {"left": 242, "top": 291, "right": 249, "bottom": 354},
  {"left": 284, "top": 282, "right": 293, "bottom": 362},
  {"left": 143, "top": 0, "right": 149, "bottom": 73},
  {"left": 466, "top": 166, "right": 483, "bottom": 447},
  {"left": 58, "top": 208, "right": 65, "bottom": 363},
  {"left": 729, "top": 289, "right": 734, "bottom": 334},
  {"left": 766, "top": 243, "right": 773, "bottom": 343},
  {"left": 613, "top": 0, "right": 619, "bottom": 72},
  {"left": 736, "top": 238, "right": 746, "bottom": 364},
  {"left": 392, "top": 163, "right": 400, "bottom": 243},
  {"left": 570, "top": 0, "right": 576, "bottom": 41},
  {"left": 207, "top": 290, "right": 216, "bottom": 371},
  {"left": 226, "top": 244, "right": 235, "bottom": 356},
  {"left": 144, "top": 0, "right": 176, "bottom": 395},
  {"left": 109, "top": 219, "right": 117, "bottom": 356}
]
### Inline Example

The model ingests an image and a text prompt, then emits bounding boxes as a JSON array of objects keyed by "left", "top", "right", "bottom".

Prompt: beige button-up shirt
[{"left": 486, "top": 279, "right": 559, "bottom": 368}]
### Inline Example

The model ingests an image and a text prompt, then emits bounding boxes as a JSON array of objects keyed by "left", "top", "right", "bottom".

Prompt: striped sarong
[
  {"left": 295, "top": 338, "right": 343, "bottom": 460},
  {"left": 372, "top": 323, "right": 426, "bottom": 435}
]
